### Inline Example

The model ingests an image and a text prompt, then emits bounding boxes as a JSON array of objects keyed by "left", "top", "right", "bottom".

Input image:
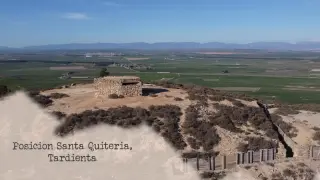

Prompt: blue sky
[{"left": 1, "top": 0, "right": 320, "bottom": 47}]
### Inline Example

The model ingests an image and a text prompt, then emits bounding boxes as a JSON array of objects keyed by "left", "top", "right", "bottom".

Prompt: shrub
[
  {"left": 237, "top": 142, "right": 248, "bottom": 152},
  {"left": 27, "top": 90, "right": 40, "bottom": 96},
  {"left": 232, "top": 100, "right": 246, "bottom": 107},
  {"left": 51, "top": 111, "right": 67, "bottom": 120},
  {"left": 237, "top": 137, "right": 277, "bottom": 152},
  {"left": 187, "top": 137, "right": 200, "bottom": 150},
  {"left": 312, "top": 127, "right": 320, "bottom": 131},
  {"left": 31, "top": 94, "right": 53, "bottom": 107},
  {"left": 49, "top": 93, "right": 70, "bottom": 99},
  {"left": 174, "top": 97, "right": 183, "bottom": 101},
  {"left": 99, "top": 68, "right": 110, "bottom": 77},
  {"left": 182, "top": 105, "right": 221, "bottom": 151},
  {"left": 55, "top": 105, "right": 187, "bottom": 150},
  {"left": 275, "top": 106, "right": 300, "bottom": 116},
  {"left": 0, "top": 85, "right": 11, "bottom": 97},
  {"left": 312, "top": 131, "right": 320, "bottom": 141},
  {"left": 208, "top": 95, "right": 225, "bottom": 101},
  {"left": 108, "top": 94, "right": 119, "bottom": 99},
  {"left": 200, "top": 171, "right": 226, "bottom": 180}
]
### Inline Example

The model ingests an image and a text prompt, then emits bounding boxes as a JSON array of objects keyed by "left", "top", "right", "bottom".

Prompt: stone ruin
[{"left": 93, "top": 76, "right": 142, "bottom": 97}]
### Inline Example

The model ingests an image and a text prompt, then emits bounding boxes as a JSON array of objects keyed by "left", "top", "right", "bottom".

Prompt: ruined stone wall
[
  {"left": 93, "top": 78, "right": 121, "bottom": 97},
  {"left": 93, "top": 77, "right": 142, "bottom": 97},
  {"left": 120, "top": 83, "right": 142, "bottom": 97}
]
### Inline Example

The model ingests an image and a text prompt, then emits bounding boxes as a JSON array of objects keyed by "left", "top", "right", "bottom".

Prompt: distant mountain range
[{"left": 2, "top": 42, "right": 320, "bottom": 51}]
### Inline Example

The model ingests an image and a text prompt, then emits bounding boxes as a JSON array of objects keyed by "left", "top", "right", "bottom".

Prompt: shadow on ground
[{"left": 142, "top": 88, "right": 169, "bottom": 96}]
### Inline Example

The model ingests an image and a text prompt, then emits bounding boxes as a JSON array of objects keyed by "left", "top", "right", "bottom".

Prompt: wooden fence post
[
  {"left": 184, "top": 158, "right": 188, "bottom": 172},
  {"left": 242, "top": 152, "right": 245, "bottom": 164},
  {"left": 260, "top": 149, "right": 264, "bottom": 162},
  {"left": 248, "top": 151, "right": 252, "bottom": 164},
  {"left": 209, "top": 156, "right": 212, "bottom": 170},
  {"left": 310, "top": 146, "right": 313, "bottom": 159},
  {"left": 222, "top": 155, "right": 227, "bottom": 169},
  {"left": 212, "top": 156, "right": 215, "bottom": 171},
  {"left": 196, "top": 155, "right": 200, "bottom": 171},
  {"left": 236, "top": 153, "right": 241, "bottom": 165}
]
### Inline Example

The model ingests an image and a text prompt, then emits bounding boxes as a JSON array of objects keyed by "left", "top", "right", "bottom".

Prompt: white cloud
[{"left": 62, "top": 13, "right": 90, "bottom": 20}]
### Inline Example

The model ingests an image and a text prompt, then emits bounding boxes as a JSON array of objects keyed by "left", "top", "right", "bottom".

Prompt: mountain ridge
[{"left": 2, "top": 41, "right": 320, "bottom": 51}]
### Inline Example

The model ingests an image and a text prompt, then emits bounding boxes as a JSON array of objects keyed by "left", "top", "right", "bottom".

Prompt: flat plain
[{"left": 1, "top": 50, "right": 320, "bottom": 104}]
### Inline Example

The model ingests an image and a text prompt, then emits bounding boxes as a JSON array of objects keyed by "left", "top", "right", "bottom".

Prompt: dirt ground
[
  {"left": 41, "top": 84, "right": 190, "bottom": 115},
  {"left": 270, "top": 109, "right": 320, "bottom": 146}
]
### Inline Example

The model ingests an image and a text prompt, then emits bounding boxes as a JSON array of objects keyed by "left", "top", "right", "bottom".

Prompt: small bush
[
  {"left": 237, "top": 137, "right": 277, "bottom": 152},
  {"left": 208, "top": 95, "right": 225, "bottom": 101},
  {"left": 187, "top": 137, "right": 200, "bottom": 150},
  {"left": 313, "top": 131, "right": 320, "bottom": 141},
  {"left": 49, "top": 93, "right": 70, "bottom": 99},
  {"left": 174, "top": 97, "right": 183, "bottom": 101},
  {"left": 313, "top": 127, "right": 320, "bottom": 131},
  {"left": 0, "top": 85, "right": 11, "bottom": 98},
  {"left": 200, "top": 171, "right": 226, "bottom": 180},
  {"left": 232, "top": 100, "right": 246, "bottom": 107},
  {"left": 51, "top": 111, "right": 67, "bottom": 120},
  {"left": 108, "top": 94, "right": 119, "bottom": 99},
  {"left": 275, "top": 106, "right": 300, "bottom": 116},
  {"left": 28, "top": 93, "right": 53, "bottom": 107}
]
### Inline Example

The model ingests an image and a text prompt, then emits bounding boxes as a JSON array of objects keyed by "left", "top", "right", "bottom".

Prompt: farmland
[{"left": 1, "top": 50, "right": 320, "bottom": 104}]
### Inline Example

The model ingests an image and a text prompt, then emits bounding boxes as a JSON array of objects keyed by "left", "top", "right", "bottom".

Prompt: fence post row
[{"left": 181, "top": 148, "right": 280, "bottom": 173}]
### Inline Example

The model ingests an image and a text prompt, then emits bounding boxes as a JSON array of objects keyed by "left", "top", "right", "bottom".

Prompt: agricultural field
[{"left": 1, "top": 51, "right": 320, "bottom": 104}]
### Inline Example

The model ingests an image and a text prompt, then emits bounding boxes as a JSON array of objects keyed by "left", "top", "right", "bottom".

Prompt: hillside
[{"left": 2, "top": 81, "right": 320, "bottom": 179}]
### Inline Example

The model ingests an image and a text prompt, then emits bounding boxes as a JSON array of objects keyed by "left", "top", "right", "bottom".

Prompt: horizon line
[{"left": 4, "top": 41, "right": 320, "bottom": 49}]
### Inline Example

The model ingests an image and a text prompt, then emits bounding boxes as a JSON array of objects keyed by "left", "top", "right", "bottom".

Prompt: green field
[{"left": 1, "top": 52, "right": 320, "bottom": 104}]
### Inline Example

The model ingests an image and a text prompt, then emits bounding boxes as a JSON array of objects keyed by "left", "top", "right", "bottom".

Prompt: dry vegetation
[
  {"left": 237, "top": 137, "right": 277, "bottom": 152},
  {"left": 200, "top": 171, "right": 226, "bottom": 179},
  {"left": 49, "top": 92, "right": 70, "bottom": 99},
  {"left": 54, "top": 105, "right": 187, "bottom": 150},
  {"left": 108, "top": 94, "right": 124, "bottom": 99},
  {"left": 27, "top": 91, "right": 53, "bottom": 107},
  {"left": 273, "top": 102, "right": 320, "bottom": 114},
  {"left": 312, "top": 130, "right": 320, "bottom": 143},
  {"left": 0, "top": 85, "right": 11, "bottom": 98},
  {"left": 270, "top": 163, "right": 315, "bottom": 180}
]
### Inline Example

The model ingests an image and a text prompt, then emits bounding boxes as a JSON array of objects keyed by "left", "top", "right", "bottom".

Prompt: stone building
[{"left": 93, "top": 76, "right": 142, "bottom": 97}]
